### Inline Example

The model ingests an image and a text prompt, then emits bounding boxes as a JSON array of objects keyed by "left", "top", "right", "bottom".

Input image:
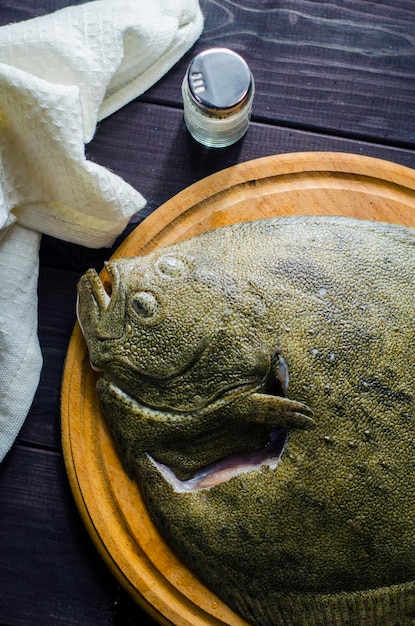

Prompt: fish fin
[{"left": 241, "top": 393, "right": 315, "bottom": 430}]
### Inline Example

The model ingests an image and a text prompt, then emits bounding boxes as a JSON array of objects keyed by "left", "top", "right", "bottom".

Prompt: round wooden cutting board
[{"left": 61, "top": 152, "right": 415, "bottom": 626}]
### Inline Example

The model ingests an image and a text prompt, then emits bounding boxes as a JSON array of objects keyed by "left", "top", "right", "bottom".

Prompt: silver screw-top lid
[{"left": 186, "top": 48, "right": 253, "bottom": 117}]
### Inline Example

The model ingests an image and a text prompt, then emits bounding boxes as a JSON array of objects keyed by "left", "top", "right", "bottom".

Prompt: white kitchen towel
[{"left": 0, "top": 0, "right": 203, "bottom": 461}]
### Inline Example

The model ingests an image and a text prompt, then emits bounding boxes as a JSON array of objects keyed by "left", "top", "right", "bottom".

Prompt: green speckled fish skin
[{"left": 77, "top": 216, "right": 415, "bottom": 626}]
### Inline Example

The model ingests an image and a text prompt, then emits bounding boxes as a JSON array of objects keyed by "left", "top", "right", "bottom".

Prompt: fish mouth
[
  {"left": 76, "top": 266, "right": 114, "bottom": 342},
  {"left": 87, "top": 266, "right": 113, "bottom": 303},
  {"left": 149, "top": 427, "right": 288, "bottom": 492}
]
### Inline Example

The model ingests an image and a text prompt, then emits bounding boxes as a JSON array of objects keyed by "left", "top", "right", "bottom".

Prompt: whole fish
[{"left": 77, "top": 216, "right": 415, "bottom": 626}]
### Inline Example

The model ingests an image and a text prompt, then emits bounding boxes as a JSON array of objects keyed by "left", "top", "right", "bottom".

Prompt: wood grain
[
  {"left": 86, "top": 103, "right": 415, "bottom": 217},
  {"left": 0, "top": 447, "right": 117, "bottom": 626},
  {"left": 62, "top": 153, "right": 415, "bottom": 626},
  {"left": 147, "top": 0, "right": 415, "bottom": 148},
  {"left": 3, "top": 1, "right": 415, "bottom": 147}
]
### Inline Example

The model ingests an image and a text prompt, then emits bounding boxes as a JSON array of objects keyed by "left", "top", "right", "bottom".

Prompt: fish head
[
  {"left": 76, "top": 244, "right": 313, "bottom": 480},
  {"left": 77, "top": 250, "right": 225, "bottom": 384}
]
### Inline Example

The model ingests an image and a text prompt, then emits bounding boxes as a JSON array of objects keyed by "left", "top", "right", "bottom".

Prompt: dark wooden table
[{"left": 1, "top": 1, "right": 415, "bottom": 624}]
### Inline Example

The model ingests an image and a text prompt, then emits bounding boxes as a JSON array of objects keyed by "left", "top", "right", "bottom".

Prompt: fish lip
[
  {"left": 77, "top": 265, "right": 126, "bottom": 346},
  {"left": 77, "top": 268, "right": 111, "bottom": 316},
  {"left": 76, "top": 269, "right": 102, "bottom": 341},
  {"left": 105, "top": 376, "right": 258, "bottom": 416}
]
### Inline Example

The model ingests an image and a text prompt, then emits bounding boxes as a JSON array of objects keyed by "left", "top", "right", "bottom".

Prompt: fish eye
[
  {"left": 156, "top": 255, "right": 188, "bottom": 278},
  {"left": 131, "top": 291, "right": 159, "bottom": 318}
]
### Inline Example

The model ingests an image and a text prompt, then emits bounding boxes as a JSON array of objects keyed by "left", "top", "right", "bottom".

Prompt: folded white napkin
[{"left": 0, "top": 0, "right": 203, "bottom": 461}]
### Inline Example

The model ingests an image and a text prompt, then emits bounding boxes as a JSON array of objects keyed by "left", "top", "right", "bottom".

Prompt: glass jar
[{"left": 182, "top": 47, "right": 255, "bottom": 148}]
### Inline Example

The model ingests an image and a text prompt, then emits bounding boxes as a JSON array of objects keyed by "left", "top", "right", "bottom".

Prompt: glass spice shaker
[{"left": 182, "top": 47, "right": 255, "bottom": 148}]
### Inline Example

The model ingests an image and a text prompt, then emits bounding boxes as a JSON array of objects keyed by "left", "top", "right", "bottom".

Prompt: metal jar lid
[{"left": 186, "top": 48, "right": 253, "bottom": 117}]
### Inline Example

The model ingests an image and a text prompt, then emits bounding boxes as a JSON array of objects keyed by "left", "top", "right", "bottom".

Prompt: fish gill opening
[
  {"left": 150, "top": 357, "right": 291, "bottom": 492},
  {"left": 150, "top": 427, "right": 288, "bottom": 492}
]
